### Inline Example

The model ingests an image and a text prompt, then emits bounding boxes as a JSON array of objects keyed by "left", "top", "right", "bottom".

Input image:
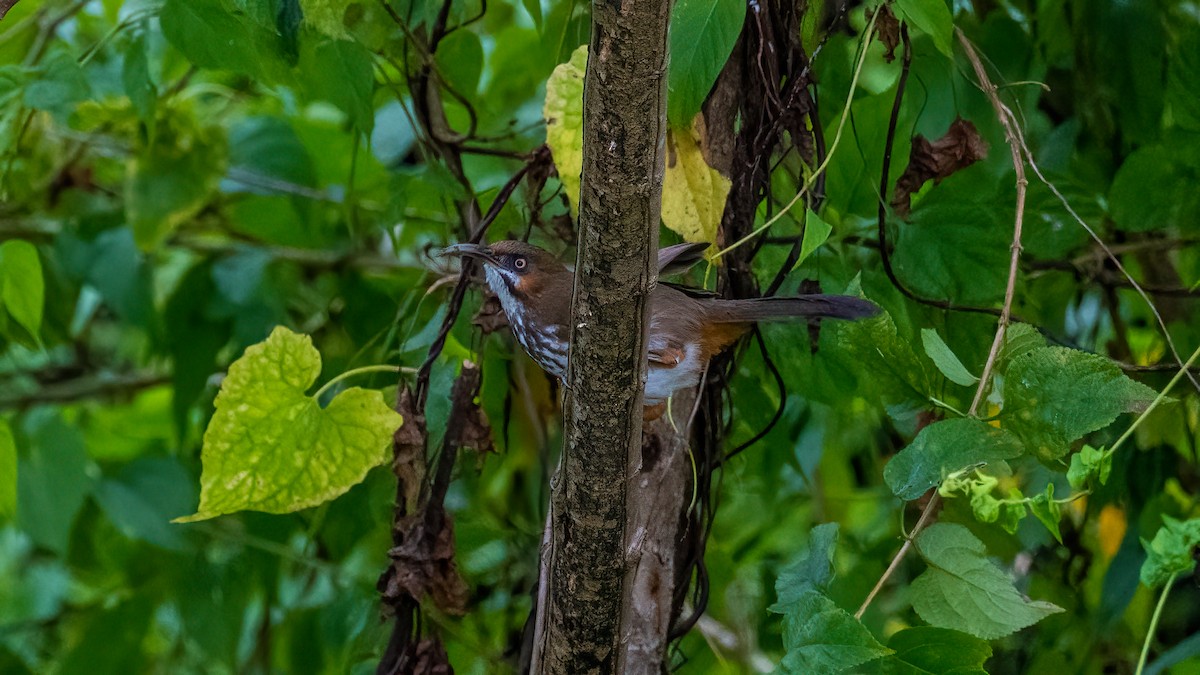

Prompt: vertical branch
[{"left": 537, "top": 0, "right": 674, "bottom": 671}]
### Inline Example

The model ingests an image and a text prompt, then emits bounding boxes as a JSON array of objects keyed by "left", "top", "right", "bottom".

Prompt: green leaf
[
  {"left": 0, "top": 530, "right": 72, "bottom": 626},
  {"left": 176, "top": 326, "right": 403, "bottom": 522},
  {"left": 0, "top": 239, "right": 44, "bottom": 339},
  {"left": 23, "top": 48, "right": 90, "bottom": 121},
  {"left": 667, "top": 0, "right": 744, "bottom": 127},
  {"left": 893, "top": 191, "right": 1009, "bottom": 306},
  {"left": 866, "top": 626, "right": 991, "bottom": 674},
  {"left": 1029, "top": 483, "right": 1063, "bottom": 544},
  {"left": 894, "top": 0, "right": 955, "bottom": 58},
  {"left": 227, "top": 116, "right": 318, "bottom": 190},
  {"left": 1140, "top": 516, "right": 1200, "bottom": 589},
  {"left": 885, "top": 418, "right": 1024, "bottom": 501},
  {"left": 125, "top": 111, "right": 227, "bottom": 249},
  {"left": 911, "top": 523, "right": 1063, "bottom": 639},
  {"left": 94, "top": 458, "right": 197, "bottom": 551},
  {"left": 921, "top": 328, "right": 978, "bottom": 386},
  {"left": 522, "top": 0, "right": 542, "bottom": 30},
  {"left": 299, "top": 37, "right": 376, "bottom": 134},
  {"left": 778, "top": 590, "right": 893, "bottom": 673},
  {"left": 161, "top": 0, "right": 290, "bottom": 82},
  {"left": 299, "top": 0, "right": 353, "bottom": 39},
  {"left": 0, "top": 420, "right": 15, "bottom": 520},
  {"left": 835, "top": 310, "right": 932, "bottom": 408},
  {"left": 772, "top": 523, "right": 839, "bottom": 611},
  {"left": 1067, "top": 444, "right": 1111, "bottom": 489},
  {"left": 661, "top": 123, "right": 731, "bottom": 245},
  {"left": 543, "top": 44, "right": 586, "bottom": 217},
  {"left": 1168, "top": 28, "right": 1200, "bottom": 131},
  {"left": 792, "top": 208, "right": 833, "bottom": 269},
  {"left": 435, "top": 29, "right": 484, "bottom": 97},
  {"left": 1002, "top": 346, "right": 1159, "bottom": 461},
  {"left": 996, "top": 322, "right": 1046, "bottom": 371},
  {"left": 17, "top": 411, "right": 95, "bottom": 556},
  {"left": 998, "top": 488, "right": 1026, "bottom": 534},
  {"left": 1109, "top": 145, "right": 1197, "bottom": 232},
  {"left": 122, "top": 26, "right": 157, "bottom": 124}
]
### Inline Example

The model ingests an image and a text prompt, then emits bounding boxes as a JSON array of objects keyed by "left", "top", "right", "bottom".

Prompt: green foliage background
[{"left": 1, "top": 0, "right": 1199, "bottom": 673}]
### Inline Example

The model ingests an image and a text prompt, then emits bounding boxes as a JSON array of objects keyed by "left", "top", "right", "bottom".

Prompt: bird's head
[{"left": 439, "top": 240, "right": 569, "bottom": 308}]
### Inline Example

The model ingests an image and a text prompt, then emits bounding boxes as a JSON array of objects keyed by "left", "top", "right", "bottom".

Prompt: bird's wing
[{"left": 657, "top": 242, "right": 710, "bottom": 276}]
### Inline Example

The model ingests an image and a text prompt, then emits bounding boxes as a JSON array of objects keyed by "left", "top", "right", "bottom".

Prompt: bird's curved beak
[{"left": 439, "top": 243, "right": 499, "bottom": 267}]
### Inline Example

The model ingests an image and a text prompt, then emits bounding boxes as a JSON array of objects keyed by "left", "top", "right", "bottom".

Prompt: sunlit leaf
[
  {"left": 1028, "top": 482, "right": 1063, "bottom": 544},
  {"left": 661, "top": 122, "right": 731, "bottom": 245},
  {"left": 543, "top": 44, "right": 587, "bottom": 217},
  {"left": 0, "top": 239, "right": 44, "bottom": 339},
  {"left": 176, "top": 326, "right": 403, "bottom": 521},
  {"left": 911, "top": 523, "right": 1063, "bottom": 639},
  {"left": 0, "top": 420, "right": 15, "bottom": 520},
  {"left": 1140, "top": 516, "right": 1200, "bottom": 588}
]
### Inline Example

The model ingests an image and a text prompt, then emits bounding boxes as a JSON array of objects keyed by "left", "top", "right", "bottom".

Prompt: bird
[{"left": 440, "top": 240, "right": 879, "bottom": 416}]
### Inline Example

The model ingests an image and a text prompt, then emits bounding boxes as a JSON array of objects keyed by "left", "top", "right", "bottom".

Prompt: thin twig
[
  {"left": 855, "top": 27, "right": 1031, "bottom": 620},
  {"left": 959, "top": 29, "right": 1028, "bottom": 415}
]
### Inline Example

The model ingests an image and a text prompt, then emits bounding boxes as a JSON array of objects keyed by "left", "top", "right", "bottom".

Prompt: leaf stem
[
  {"left": 1103, "top": 342, "right": 1200, "bottom": 462},
  {"left": 1136, "top": 573, "right": 1178, "bottom": 675},
  {"left": 313, "top": 365, "right": 412, "bottom": 401}
]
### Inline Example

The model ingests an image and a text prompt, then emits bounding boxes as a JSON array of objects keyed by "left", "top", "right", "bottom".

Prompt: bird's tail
[{"left": 707, "top": 295, "right": 881, "bottom": 323}]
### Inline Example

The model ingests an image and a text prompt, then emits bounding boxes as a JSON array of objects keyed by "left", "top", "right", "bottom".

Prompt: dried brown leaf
[
  {"left": 448, "top": 362, "right": 495, "bottom": 453},
  {"left": 383, "top": 514, "right": 470, "bottom": 616},
  {"left": 471, "top": 293, "right": 509, "bottom": 334},
  {"left": 393, "top": 386, "right": 427, "bottom": 513},
  {"left": 411, "top": 638, "right": 453, "bottom": 675},
  {"left": 891, "top": 118, "right": 989, "bottom": 217},
  {"left": 872, "top": 5, "right": 900, "bottom": 63}
]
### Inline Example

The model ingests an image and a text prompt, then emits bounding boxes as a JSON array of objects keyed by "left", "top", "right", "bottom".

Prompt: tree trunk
[{"left": 535, "top": 0, "right": 674, "bottom": 672}]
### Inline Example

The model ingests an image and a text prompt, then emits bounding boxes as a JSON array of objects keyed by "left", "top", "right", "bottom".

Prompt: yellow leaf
[
  {"left": 543, "top": 47, "right": 731, "bottom": 243},
  {"left": 661, "top": 120, "right": 731, "bottom": 246},
  {"left": 543, "top": 45, "right": 587, "bottom": 218}
]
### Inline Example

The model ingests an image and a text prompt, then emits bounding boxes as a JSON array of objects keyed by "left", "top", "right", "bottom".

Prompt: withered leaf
[
  {"left": 411, "top": 638, "right": 453, "bottom": 675},
  {"left": 472, "top": 293, "right": 509, "bottom": 334},
  {"left": 891, "top": 118, "right": 989, "bottom": 217},
  {"left": 382, "top": 513, "right": 470, "bottom": 616},
  {"left": 392, "top": 386, "right": 427, "bottom": 514},
  {"left": 449, "top": 362, "right": 495, "bottom": 454},
  {"left": 873, "top": 5, "right": 901, "bottom": 63}
]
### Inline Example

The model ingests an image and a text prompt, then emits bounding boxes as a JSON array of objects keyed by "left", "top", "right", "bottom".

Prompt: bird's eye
[{"left": 513, "top": 256, "right": 527, "bottom": 271}]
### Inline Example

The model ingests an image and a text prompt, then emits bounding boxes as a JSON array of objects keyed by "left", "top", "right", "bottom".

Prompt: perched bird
[{"left": 441, "top": 240, "right": 879, "bottom": 412}]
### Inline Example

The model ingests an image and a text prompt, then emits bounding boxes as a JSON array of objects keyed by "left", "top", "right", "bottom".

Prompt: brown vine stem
[{"left": 855, "top": 27, "right": 1029, "bottom": 621}]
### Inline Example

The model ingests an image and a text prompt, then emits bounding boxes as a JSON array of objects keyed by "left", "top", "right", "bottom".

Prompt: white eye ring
[{"left": 513, "top": 257, "right": 527, "bottom": 270}]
